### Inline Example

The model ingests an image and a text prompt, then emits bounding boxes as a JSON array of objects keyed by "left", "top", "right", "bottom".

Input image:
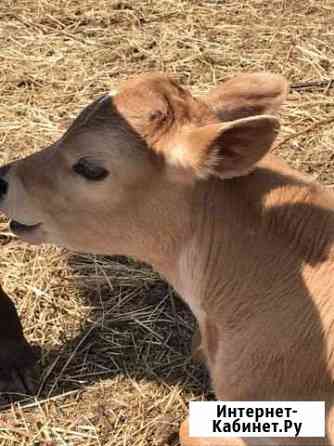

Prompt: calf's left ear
[{"left": 169, "top": 115, "right": 280, "bottom": 179}]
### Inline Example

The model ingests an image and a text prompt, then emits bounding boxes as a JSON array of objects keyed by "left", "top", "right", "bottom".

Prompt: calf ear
[
  {"left": 169, "top": 115, "right": 279, "bottom": 179},
  {"left": 204, "top": 72, "right": 288, "bottom": 121}
]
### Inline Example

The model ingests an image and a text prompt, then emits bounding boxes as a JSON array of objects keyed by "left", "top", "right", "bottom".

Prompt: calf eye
[{"left": 73, "top": 158, "right": 109, "bottom": 181}]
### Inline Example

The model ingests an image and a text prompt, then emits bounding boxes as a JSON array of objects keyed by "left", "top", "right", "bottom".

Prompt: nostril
[{"left": 0, "top": 178, "right": 8, "bottom": 196}]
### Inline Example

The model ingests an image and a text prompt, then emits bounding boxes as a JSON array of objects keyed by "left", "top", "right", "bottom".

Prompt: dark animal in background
[{"left": 0, "top": 284, "right": 36, "bottom": 395}]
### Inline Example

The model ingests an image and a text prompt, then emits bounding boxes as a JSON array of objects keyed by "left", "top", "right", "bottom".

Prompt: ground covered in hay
[{"left": 0, "top": 0, "right": 333, "bottom": 444}]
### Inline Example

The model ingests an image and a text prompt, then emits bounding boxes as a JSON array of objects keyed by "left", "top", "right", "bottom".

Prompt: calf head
[{"left": 0, "top": 72, "right": 287, "bottom": 263}]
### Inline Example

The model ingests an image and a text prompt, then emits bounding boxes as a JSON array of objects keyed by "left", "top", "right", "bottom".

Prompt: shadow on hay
[{"left": 36, "top": 256, "right": 210, "bottom": 401}]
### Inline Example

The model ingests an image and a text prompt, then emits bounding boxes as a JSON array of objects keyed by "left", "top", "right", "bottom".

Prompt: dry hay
[{"left": 0, "top": 0, "right": 333, "bottom": 444}]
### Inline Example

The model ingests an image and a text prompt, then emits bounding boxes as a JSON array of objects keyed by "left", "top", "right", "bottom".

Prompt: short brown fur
[{"left": 0, "top": 72, "right": 333, "bottom": 445}]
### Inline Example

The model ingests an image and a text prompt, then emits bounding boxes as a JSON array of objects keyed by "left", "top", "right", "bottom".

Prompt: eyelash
[{"left": 72, "top": 159, "right": 109, "bottom": 181}]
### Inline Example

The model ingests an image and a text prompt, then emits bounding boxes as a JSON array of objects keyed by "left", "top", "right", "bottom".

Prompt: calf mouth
[{"left": 9, "top": 220, "right": 42, "bottom": 236}]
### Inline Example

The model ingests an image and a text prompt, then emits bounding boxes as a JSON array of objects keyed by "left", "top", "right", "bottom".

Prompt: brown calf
[{"left": 0, "top": 72, "right": 333, "bottom": 444}]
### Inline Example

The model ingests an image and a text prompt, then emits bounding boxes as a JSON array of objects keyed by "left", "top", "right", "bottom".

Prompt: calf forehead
[
  {"left": 62, "top": 94, "right": 113, "bottom": 141},
  {"left": 59, "top": 95, "right": 149, "bottom": 156},
  {"left": 55, "top": 74, "right": 213, "bottom": 167}
]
